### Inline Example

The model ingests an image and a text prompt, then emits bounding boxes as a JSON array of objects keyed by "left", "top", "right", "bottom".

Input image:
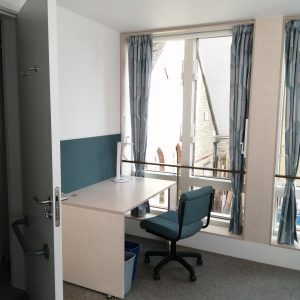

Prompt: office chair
[{"left": 140, "top": 186, "right": 214, "bottom": 281}]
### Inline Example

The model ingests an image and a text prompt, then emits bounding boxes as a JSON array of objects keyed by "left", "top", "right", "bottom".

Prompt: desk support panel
[{"left": 63, "top": 205, "right": 125, "bottom": 298}]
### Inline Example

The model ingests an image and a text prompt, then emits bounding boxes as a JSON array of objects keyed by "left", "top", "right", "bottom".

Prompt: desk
[{"left": 62, "top": 177, "right": 175, "bottom": 298}]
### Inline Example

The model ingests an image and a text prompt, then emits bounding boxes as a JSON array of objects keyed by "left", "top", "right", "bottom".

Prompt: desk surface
[{"left": 62, "top": 177, "right": 175, "bottom": 215}]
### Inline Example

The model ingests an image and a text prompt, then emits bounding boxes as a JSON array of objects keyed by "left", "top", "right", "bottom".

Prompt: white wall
[{"left": 57, "top": 6, "right": 120, "bottom": 140}]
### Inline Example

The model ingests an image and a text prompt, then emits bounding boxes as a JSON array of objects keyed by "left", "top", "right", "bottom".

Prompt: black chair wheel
[
  {"left": 197, "top": 257, "right": 203, "bottom": 265},
  {"left": 144, "top": 256, "right": 150, "bottom": 264},
  {"left": 190, "top": 274, "right": 196, "bottom": 282},
  {"left": 154, "top": 273, "right": 160, "bottom": 280}
]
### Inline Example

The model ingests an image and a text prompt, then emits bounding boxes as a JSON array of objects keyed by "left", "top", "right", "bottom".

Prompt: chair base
[{"left": 144, "top": 242, "right": 203, "bottom": 281}]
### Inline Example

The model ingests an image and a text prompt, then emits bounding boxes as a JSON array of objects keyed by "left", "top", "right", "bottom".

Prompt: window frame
[{"left": 122, "top": 28, "right": 249, "bottom": 222}]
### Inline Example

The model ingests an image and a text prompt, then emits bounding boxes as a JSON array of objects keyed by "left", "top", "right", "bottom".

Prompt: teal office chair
[{"left": 140, "top": 186, "right": 214, "bottom": 281}]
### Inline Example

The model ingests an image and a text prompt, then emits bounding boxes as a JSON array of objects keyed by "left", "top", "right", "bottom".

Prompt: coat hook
[
  {"left": 20, "top": 70, "right": 30, "bottom": 77},
  {"left": 28, "top": 66, "right": 38, "bottom": 72}
]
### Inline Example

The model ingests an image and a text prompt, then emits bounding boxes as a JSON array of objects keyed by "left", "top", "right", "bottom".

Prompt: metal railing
[{"left": 122, "top": 159, "right": 244, "bottom": 209}]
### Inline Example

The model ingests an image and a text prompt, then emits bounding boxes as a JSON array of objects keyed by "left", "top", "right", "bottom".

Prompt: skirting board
[{"left": 125, "top": 218, "right": 300, "bottom": 271}]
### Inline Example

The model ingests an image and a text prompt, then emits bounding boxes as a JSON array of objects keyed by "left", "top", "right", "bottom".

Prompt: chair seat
[{"left": 140, "top": 211, "right": 203, "bottom": 240}]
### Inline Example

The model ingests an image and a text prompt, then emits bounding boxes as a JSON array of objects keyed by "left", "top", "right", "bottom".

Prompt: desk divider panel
[{"left": 61, "top": 134, "right": 121, "bottom": 193}]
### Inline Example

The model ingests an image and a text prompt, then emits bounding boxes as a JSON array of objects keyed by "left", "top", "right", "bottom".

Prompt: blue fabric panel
[
  {"left": 61, "top": 134, "right": 121, "bottom": 193},
  {"left": 178, "top": 186, "right": 213, "bottom": 226},
  {"left": 140, "top": 211, "right": 179, "bottom": 240},
  {"left": 140, "top": 210, "right": 203, "bottom": 240}
]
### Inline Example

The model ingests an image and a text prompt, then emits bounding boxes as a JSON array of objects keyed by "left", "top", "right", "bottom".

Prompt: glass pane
[
  {"left": 146, "top": 40, "right": 184, "bottom": 174},
  {"left": 149, "top": 190, "right": 168, "bottom": 209},
  {"left": 192, "top": 186, "right": 242, "bottom": 218},
  {"left": 193, "top": 36, "right": 231, "bottom": 179}
]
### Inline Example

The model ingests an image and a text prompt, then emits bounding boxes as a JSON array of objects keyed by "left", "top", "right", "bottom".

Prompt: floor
[{"left": 63, "top": 235, "right": 300, "bottom": 300}]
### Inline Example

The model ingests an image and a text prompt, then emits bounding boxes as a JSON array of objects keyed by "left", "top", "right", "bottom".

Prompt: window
[
  {"left": 191, "top": 36, "right": 233, "bottom": 219},
  {"left": 125, "top": 30, "right": 247, "bottom": 217},
  {"left": 146, "top": 40, "right": 184, "bottom": 174},
  {"left": 192, "top": 36, "right": 231, "bottom": 180}
]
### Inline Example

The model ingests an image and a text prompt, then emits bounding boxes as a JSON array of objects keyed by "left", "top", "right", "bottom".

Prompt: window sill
[
  {"left": 201, "top": 224, "right": 243, "bottom": 240},
  {"left": 270, "top": 235, "right": 300, "bottom": 251}
]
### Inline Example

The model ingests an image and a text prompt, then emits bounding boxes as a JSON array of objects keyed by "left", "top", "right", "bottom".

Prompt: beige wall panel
[{"left": 244, "top": 16, "right": 284, "bottom": 244}]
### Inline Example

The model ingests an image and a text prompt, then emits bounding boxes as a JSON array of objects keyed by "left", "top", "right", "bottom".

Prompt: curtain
[
  {"left": 278, "top": 20, "right": 300, "bottom": 245},
  {"left": 229, "top": 25, "right": 253, "bottom": 234},
  {"left": 128, "top": 35, "right": 152, "bottom": 177}
]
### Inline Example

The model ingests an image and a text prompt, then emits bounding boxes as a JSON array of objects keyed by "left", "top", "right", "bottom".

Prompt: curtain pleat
[
  {"left": 229, "top": 25, "right": 253, "bottom": 234},
  {"left": 278, "top": 20, "right": 300, "bottom": 245},
  {"left": 128, "top": 35, "right": 152, "bottom": 177}
]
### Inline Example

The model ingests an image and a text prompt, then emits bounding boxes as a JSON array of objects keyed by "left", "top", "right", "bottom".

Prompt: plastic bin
[
  {"left": 125, "top": 241, "right": 140, "bottom": 280},
  {"left": 124, "top": 251, "right": 135, "bottom": 295}
]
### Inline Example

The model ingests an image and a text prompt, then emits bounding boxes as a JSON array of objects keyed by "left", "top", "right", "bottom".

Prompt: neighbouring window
[{"left": 275, "top": 91, "right": 300, "bottom": 232}]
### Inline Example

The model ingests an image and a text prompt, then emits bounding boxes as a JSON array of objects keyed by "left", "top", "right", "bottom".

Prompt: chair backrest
[{"left": 177, "top": 186, "right": 213, "bottom": 237}]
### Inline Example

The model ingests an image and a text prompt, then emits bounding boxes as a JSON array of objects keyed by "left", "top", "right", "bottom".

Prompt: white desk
[{"left": 62, "top": 177, "right": 175, "bottom": 298}]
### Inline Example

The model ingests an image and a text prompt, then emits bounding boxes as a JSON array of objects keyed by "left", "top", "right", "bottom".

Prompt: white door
[{"left": 16, "top": 0, "right": 63, "bottom": 299}]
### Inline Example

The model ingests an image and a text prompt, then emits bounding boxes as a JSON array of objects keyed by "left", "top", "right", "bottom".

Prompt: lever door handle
[
  {"left": 12, "top": 216, "right": 49, "bottom": 259},
  {"left": 33, "top": 196, "right": 51, "bottom": 205}
]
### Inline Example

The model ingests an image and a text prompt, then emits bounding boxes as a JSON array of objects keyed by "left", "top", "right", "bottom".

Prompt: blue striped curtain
[
  {"left": 229, "top": 25, "right": 253, "bottom": 234},
  {"left": 278, "top": 20, "right": 300, "bottom": 245},
  {"left": 128, "top": 35, "right": 152, "bottom": 177}
]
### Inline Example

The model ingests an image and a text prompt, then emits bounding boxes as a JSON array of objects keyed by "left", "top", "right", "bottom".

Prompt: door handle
[
  {"left": 33, "top": 196, "right": 51, "bottom": 205},
  {"left": 33, "top": 196, "right": 52, "bottom": 219},
  {"left": 11, "top": 216, "right": 49, "bottom": 259}
]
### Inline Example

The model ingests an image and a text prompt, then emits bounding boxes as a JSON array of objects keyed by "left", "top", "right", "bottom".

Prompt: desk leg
[{"left": 63, "top": 205, "right": 125, "bottom": 299}]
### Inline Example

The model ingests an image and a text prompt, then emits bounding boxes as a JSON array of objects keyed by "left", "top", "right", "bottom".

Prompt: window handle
[{"left": 240, "top": 142, "right": 245, "bottom": 154}]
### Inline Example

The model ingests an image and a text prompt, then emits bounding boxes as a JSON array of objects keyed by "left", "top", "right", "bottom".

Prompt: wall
[
  {"left": 57, "top": 6, "right": 120, "bottom": 141},
  {"left": 57, "top": 6, "right": 120, "bottom": 192},
  {"left": 125, "top": 16, "right": 300, "bottom": 270}
]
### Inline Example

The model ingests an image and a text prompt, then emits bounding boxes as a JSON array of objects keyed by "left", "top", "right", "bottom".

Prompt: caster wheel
[
  {"left": 144, "top": 256, "right": 150, "bottom": 264},
  {"left": 197, "top": 257, "right": 203, "bottom": 265},
  {"left": 190, "top": 274, "right": 196, "bottom": 282},
  {"left": 154, "top": 273, "right": 160, "bottom": 280}
]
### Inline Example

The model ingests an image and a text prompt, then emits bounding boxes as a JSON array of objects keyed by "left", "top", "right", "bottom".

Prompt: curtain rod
[
  {"left": 284, "top": 15, "right": 300, "bottom": 22},
  {"left": 121, "top": 19, "right": 254, "bottom": 38},
  {"left": 123, "top": 160, "right": 300, "bottom": 180}
]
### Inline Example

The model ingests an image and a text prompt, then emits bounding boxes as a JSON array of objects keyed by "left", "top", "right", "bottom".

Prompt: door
[{"left": 17, "top": 0, "right": 62, "bottom": 299}]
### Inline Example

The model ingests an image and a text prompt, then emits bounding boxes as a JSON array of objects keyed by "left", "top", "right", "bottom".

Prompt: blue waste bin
[
  {"left": 124, "top": 251, "right": 135, "bottom": 295},
  {"left": 125, "top": 241, "right": 140, "bottom": 280}
]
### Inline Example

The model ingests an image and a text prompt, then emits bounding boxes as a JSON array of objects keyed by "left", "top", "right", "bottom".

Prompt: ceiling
[
  {"left": 57, "top": 0, "right": 300, "bottom": 32},
  {"left": 2, "top": 0, "right": 300, "bottom": 32},
  {"left": 0, "top": 0, "right": 25, "bottom": 12}
]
